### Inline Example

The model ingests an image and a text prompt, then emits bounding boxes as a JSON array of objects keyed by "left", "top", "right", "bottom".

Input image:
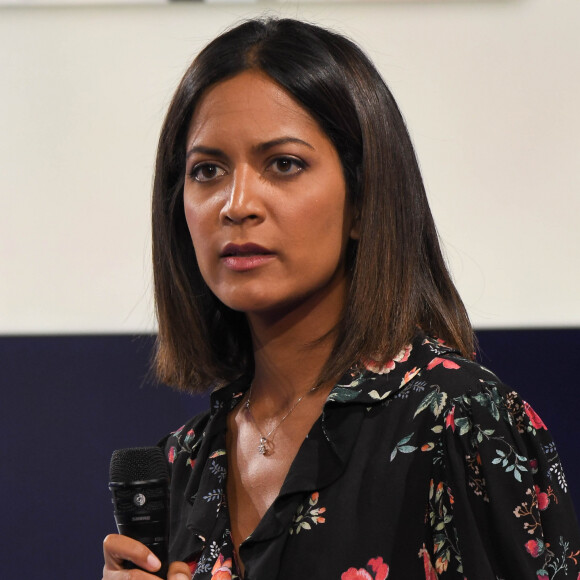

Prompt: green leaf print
[
  {"left": 327, "top": 387, "right": 362, "bottom": 403},
  {"left": 414, "top": 388, "right": 448, "bottom": 419},
  {"left": 390, "top": 433, "right": 418, "bottom": 461}
]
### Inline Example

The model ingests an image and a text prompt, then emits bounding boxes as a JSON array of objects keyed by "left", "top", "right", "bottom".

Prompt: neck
[{"left": 246, "top": 276, "right": 347, "bottom": 409}]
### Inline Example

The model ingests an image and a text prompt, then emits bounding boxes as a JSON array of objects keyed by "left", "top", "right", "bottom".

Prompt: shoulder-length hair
[{"left": 152, "top": 17, "right": 474, "bottom": 393}]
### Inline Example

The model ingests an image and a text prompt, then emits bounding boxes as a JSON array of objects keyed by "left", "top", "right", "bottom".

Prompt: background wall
[
  {"left": 1, "top": 0, "right": 579, "bottom": 333},
  {"left": 1, "top": 1, "right": 578, "bottom": 579}
]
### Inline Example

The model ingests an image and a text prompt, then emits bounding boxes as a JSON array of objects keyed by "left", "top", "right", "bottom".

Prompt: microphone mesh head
[{"left": 109, "top": 446, "right": 168, "bottom": 483}]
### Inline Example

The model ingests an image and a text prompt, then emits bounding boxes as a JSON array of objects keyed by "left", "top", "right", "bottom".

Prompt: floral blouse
[{"left": 161, "top": 333, "right": 580, "bottom": 580}]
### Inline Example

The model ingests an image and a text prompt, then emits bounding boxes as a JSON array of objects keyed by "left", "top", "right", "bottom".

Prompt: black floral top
[{"left": 161, "top": 333, "right": 580, "bottom": 580}]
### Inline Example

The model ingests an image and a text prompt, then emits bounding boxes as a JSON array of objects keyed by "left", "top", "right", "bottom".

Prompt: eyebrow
[
  {"left": 254, "top": 137, "right": 315, "bottom": 153},
  {"left": 185, "top": 145, "right": 223, "bottom": 160},
  {"left": 185, "top": 136, "right": 315, "bottom": 160}
]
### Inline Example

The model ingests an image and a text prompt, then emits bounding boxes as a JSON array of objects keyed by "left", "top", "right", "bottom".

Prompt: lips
[
  {"left": 220, "top": 243, "right": 276, "bottom": 272},
  {"left": 220, "top": 243, "right": 274, "bottom": 258}
]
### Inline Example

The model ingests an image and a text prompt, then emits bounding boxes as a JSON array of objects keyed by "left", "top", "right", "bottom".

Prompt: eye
[
  {"left": 189, "top": 163, "right": 226, "bottom": 183},
  {"left": 268, "top": 156, "right": 306, "bottom": 176}
]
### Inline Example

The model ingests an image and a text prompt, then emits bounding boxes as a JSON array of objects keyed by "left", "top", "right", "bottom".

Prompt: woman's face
[{"left": 183, "top": 70, "right": 357, "bottom": 320}]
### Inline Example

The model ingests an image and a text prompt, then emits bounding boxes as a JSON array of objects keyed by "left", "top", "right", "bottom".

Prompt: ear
[
  {"left": 349, "top": 221, "right": 360, "bottom": 240},
  {"left": 349, "top": 205, "right": 360, "bottom": 240}
]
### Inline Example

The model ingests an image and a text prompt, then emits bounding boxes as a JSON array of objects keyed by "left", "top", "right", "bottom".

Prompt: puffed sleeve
[{"left": 430, "top": 373, "right": 580, "bottom": 579}]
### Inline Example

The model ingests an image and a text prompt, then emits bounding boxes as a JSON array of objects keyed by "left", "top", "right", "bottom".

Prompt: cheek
[
  {"left": 184, "top": 192, "right": 215, "bottom": 237},
  {"left": 284, "top": 204, "right": 350, "bottom": 280},
  {"left": 303, "top": 186, "right": 351, "bottom": 247}
]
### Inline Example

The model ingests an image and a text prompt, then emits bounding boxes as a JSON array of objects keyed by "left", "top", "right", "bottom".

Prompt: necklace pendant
[{"left": 258, "top": 436, "right": 268, "bottom": 455}]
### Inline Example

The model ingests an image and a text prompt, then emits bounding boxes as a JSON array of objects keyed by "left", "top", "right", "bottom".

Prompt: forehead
[{"left": 187, "top": 70, "right": 323, "bottom": 145}]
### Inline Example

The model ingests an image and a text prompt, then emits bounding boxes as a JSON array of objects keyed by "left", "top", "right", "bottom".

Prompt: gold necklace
[{"left": 244, "top": 384, "right": 319, "bottom": 456}]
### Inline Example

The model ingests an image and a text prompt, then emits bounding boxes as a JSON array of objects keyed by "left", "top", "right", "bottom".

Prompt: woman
[{"left": 103, "top": 18, "right": 580, "bottom": 580}]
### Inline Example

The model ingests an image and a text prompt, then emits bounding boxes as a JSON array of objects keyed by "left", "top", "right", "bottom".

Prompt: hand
[{"left": 102, "top": 534, "right": 191, "bottom": 580}]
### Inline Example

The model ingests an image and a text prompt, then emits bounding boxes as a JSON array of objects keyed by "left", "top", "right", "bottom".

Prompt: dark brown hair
[{"left": 152, "top": 18, "right": 474, "bottom": 393}]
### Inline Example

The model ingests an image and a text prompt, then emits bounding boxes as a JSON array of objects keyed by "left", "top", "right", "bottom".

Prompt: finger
[
  {"left": 103, "top": 534, "right": 162, "bottom": 572},
  {"left": 102, "top": 568, "right": 163, "bottom": 580},
  {"left": 168, "top": 561, "right": 192, "bottom": 580}
]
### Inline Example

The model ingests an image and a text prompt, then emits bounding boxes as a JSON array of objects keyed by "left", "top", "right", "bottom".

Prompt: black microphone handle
[{"left": 109, "top": 447, "right": 170, "bottom": 579}]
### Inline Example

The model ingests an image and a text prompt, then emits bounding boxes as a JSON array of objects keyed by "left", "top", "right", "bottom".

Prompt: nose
[{"left": 220, "top": 165, "right": 264, "bottom": 225}]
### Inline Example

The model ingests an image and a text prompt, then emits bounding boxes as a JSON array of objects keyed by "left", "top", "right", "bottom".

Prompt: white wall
[{"left": 1, "top": 0, "right": 578, "bottom": 334}]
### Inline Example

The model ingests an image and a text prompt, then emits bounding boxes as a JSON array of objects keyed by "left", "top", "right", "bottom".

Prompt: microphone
[{"left": 109, "top": 446, "right": 170, "bottom": 579}]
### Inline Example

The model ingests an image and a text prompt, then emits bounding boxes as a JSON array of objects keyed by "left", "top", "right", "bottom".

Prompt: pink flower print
[
  {"left": 341, "top": 557, "right": 389, "bottom": 580},
  {"left": 534, "top": 485, "right": 550, "bottom": 510},
  {"left": 211, "top": 554, "right": 232, "bottom": 580},
  {"left": 418, "top": 545, "right": 438, "bottom": 580},
  {"left": 427, "top": 357, "right": 460, "bottom": 371},
  {"left": 168, "top": 446, "right": 176, "bottom": 463},
  {"left": 368, "top": 557, "right": 389, "bottom": 580},
  {"left": 341, "top": 569, "right": 373, "bottom": 580},
  {"left": 524, "top": 402, "right": 547, "bottom": 430},
  {"left": 396, "top": 345, "right": 412, "bottom": 363},
  {"left": 184, "top": 428, "right": 195, "bottom": 446},
  {"left": 361, "top": 345, "right": 412, "bottom": 375},
  {"left": 537, "top": 572, "right": 549, "bottom": 580},
  {"left": 445, "top": 405, "right": 456, "bottom": 431},
  {"left": 361, "top": 357, "right": 395, "bottom": 375},
  {"left": 525, "top": 540, "right": 541, "bottom": 557}
]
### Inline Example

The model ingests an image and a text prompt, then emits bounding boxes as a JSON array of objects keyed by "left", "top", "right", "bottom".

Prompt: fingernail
[
  {"left": 174, "top": 573, "right": 190, "bottom": 580},
  {"left": 147, "top": 553, "right": 162, "bottom": 570}
]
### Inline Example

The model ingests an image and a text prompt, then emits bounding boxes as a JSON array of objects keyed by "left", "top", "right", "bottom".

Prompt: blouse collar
[{"left": 178, "top": 332, "right": 460, "bottom": 558}]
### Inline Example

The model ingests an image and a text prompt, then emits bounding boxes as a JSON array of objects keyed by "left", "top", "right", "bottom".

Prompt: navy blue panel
[
  {"left": 0, "top": 330, "right": 578, "bottom": 579},
  {"left": 0, "top": 335, "right": 207, "bottom": 579}
]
